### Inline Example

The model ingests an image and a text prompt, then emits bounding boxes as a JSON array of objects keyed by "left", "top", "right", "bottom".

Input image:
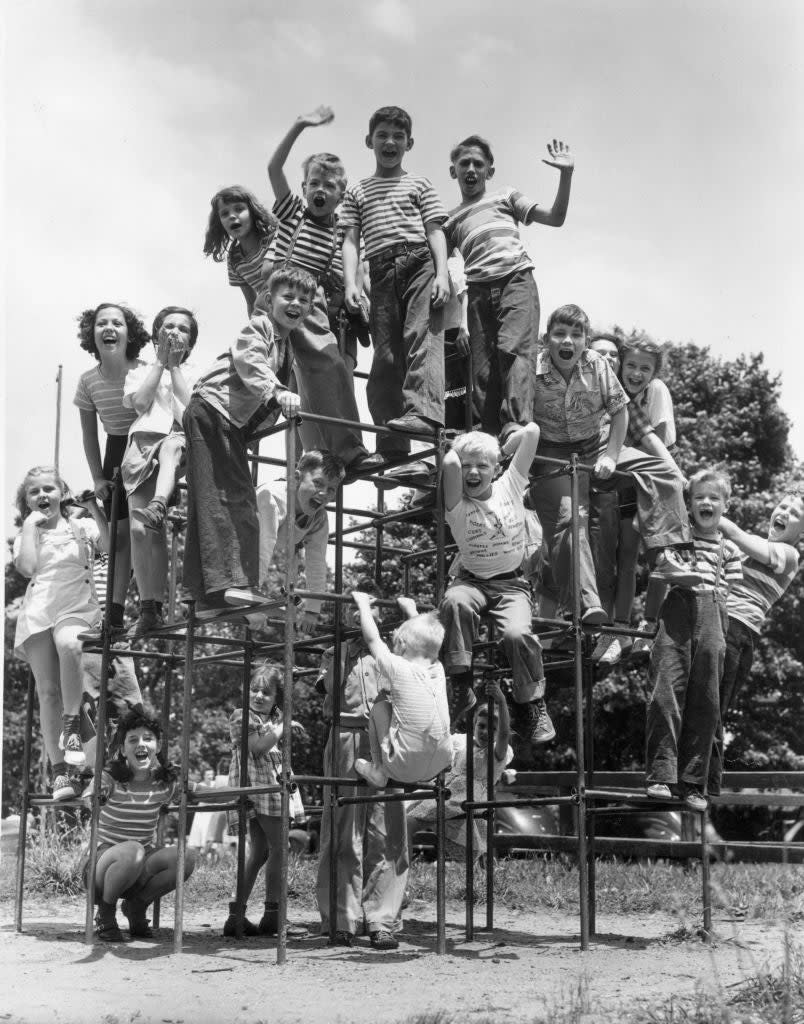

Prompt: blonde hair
[
  {"left": 451, "top": 431, "right": 500, "bottom": 464},
  {"left": 688, "top": 467, "right": 732, "bottom": 502},
  {"left": 393, "top": 611, "right": 444, "bottom": 661}
]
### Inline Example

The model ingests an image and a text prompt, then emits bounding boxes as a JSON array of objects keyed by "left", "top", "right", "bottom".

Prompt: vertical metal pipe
[
  {"left": 701, "top": 811, "right": 712, "bottom": 938},
  {"left": 584, "top": 657, "right": 597, "bottom": 937},
  {"left": 569, "top": 453, "right": 590, "bottom": 950},
  {"left": 277, "top": 420, "right": 298, "bottom": 965},
  {"left": 465, "top": 704, "right": 475, "bottom": 941},
  {"left": 54, "top": 365, "right": 63, "bottom": 473},
  {"left": 173, "top": 604, "right": 196, "bottom": 954},
  {"left": 328, "top": 484, "right": 345, "bottom": 941},
  {"left": 435, "top": 770, "right": 447, "bottom": 955},
  {"left": 85, "top": 473, "right": 120, "bottom": 943},
  {"left": 14, "top": 670, "right": 36, "bottom": 932},
  {"left": 485, "top": 686, "right": 494, "bottom": 933}
]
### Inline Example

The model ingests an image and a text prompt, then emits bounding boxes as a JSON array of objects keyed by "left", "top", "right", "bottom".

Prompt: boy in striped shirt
[
  {"left": 645, "top": 469, "right": 743, "bottom": 811},
  {"left": 265, "top": 106, "right": 379, "bottom": 477},
  {"left": 707, "top": 490, "right": 802, "bottom": 795},
  {"left": 444, "top": 136, "right": 574, "bottom": 439},
  {"left": 341, "top": 106, "right": 449, "bottom": 481}
]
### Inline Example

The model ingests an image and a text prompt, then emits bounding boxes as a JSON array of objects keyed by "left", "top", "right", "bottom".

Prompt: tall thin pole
[{"left": 54, "top": 365, "right": 63, "bottom": 472}]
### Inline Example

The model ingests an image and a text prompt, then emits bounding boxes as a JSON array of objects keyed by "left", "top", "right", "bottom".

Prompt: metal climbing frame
[{"left": 13, "top": 409, "right": 454, "bottom": 962}]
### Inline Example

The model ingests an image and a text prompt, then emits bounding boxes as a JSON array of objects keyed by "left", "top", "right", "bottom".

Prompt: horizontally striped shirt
[
  {"left": 191, "top": 314, "right": 289, "bottom": 428},
  {"left": 728, "top": 545, "right": 799, "bottom": 633},
  {"left": 444, "top": 188, "right": 537, "bottom": 283},
  {"left": 227, "top": 233, "right": 273, "bottom": 293},
  {"left": 96, "top": 770, "right": 178, "bottom": 848},
  {"left": 339, "top": 174, "right": 447, "bottom": 259},
  {"left": 74, "top": 363, "right": 144, "bottom": 436},
  {"left": 691, "top": 533, "right": 743, "bottom": 597},
  {"left": 270, "top": 193, "right": 343, "bottom": 281}
]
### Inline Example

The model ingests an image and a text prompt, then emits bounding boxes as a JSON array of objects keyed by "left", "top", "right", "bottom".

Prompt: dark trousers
[
  {"left": 182, "top": 397, "right": 259, "bottom": 600},
  {"left": 367, "top": 245, "right": 444, "bottom": 454},
  {"left": 645, "top": 588, "right": 727, "bottom": 788},
  {"left": 467, "top": 269, "right": 540, "bottom": 437},
  {"left": 707, "top": 617, "right": 755, "bottom": 795}
]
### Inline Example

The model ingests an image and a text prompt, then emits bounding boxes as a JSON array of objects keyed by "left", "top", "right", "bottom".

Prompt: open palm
[{"left": 542, "top": 139, "right": 574, "bottom": 171}]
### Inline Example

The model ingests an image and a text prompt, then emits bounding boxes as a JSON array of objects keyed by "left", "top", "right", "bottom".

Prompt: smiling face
[
  {"left": 217, "top": 198, "right": 253, "bottom": 242},
  {"left": 250, "top": 674, "right": 278, "bottom": 715},
  {"left": 450, "top": 145, "right": 495, "bottom": 202},
  {"left": 366, "top": 120, "right": 412, "bottom": 176},
  {"left": 122, "top": 726, "right": 161, "bottom": 776},
  {"left": 24, "top": 472, "right": 63, "bottom": 523},
  {"left": 303, "top": 163, "right": 344, "bottom": 220},
  {"left": 590, "top": 339, "right": 621, "bottom": 377},
  {"left": 93, "top": 306, "right": 129, "bottom": 360},
  {"left": 459, "top": 450, "right": 498, "bottom": 501},
  {"left": 620, "top": 349, "right": 658, "bottom": 397},
  {"left": 264, "top": 283, "right": 314, "bottom": 334},
  {"left": 547, "top": 321, "right": 588, "bottom": 379},
  {"left": 473, "top": 709, "right": 498, "bottom": 749},
  {"left": 768, "top": 494, "right": 804, "bottom": 545},
  {"left": 296, "top": 468, "right": 341, "bottom": 516},
  {"left": 690, "top": 480, "right": 727, "bottom": 535}
]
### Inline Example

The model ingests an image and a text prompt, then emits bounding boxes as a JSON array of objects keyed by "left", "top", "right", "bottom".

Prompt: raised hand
[
  {"left": 542, "top": 139, "right": 574, "bottom": 172},
  {"left": 298, "top": 105, "right": 335, "bottom": 128}
]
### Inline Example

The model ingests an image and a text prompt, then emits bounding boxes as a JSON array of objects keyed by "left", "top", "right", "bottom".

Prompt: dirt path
[{"left": 0, "top": 897, "right": 792, "bottom": 1024}]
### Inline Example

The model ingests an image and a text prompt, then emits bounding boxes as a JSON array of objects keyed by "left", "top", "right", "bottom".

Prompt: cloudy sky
[{"left": 4, "top": 0, "right": 803, "bottom": 536}]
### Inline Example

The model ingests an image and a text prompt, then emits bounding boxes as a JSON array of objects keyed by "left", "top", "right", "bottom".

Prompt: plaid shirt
[
  {"left": 533, "top": 348, "right": 628, "bottom": 443},
  {"left": 625, "top": 396, "right": 654, "bottom": 446}
]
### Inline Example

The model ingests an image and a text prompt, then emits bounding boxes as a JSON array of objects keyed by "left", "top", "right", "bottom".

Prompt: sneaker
[
  {"left": 120, "top": 898, "right": 154, "bottom": 938},
  {"left": 330, "top": 930, "right": 354, "bottom": 947},
  {"left": 581, "top": 606, "right": 608, "bottom": 626},
  {"left": 650, "top": 549, "right": 704, "bottom": 588},
  {"left": 646, "top": 783, "right": 672, "bottom": 800},
  {"left": 680, "top": 785, "right": 708, "bottom": 812},
  {"left": 51, "top": 772, "right": 79, "bottom": 801},
  {"left": 355, "top": 758, "right": 389, "bottom": 789},
  {"left": 370, "top": 929, "right": 400, "bottom": 951},
  {"left": 599, "top": 636, "right": 625, "bottom": 666},
  {"left": 516, "top": 698, "right": 556, "bottom": 746},
  {"left": 131, "top": 497, "right": 167, "bottom": 532},
  {"left": 59, "top": 716, "right": 85, "bottom": 767},
  {"left": 591, "top": 634, "right": 614, "bottom": 662},
  {"left": 224, "top": 586, "right": 266, "bottom": 607},
  {"left": 630, "top": 620, "right": 656, "bottom": 665}
]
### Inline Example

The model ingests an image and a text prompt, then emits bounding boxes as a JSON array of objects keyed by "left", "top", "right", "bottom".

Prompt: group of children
[{"left": 10, "top": 102, "right": 802, "bottom": 944}]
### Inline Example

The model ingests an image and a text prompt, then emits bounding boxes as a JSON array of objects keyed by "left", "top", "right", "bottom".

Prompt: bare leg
[
  {"left": 368, "top": 697, "right": 393, "bottom": 769},
  {"left": 128, "top": 846, "right": 196, "bottom": 905},
  {"left": 230, "top": 817, "right": 268, "bottom": 903},
  {"left": 22, "top": 631, "right": 63, "bottom": 766},
  {"left": 52, "top": 618, "right": 91, "bottom": 717},
  {"left": 95, "top": 841, "right": 146, "bottom": 902},
  {"left": 129, "top": 477, "right": 168, "bottom": 603}
]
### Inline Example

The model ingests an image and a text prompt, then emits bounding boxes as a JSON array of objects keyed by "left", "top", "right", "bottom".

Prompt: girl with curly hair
[
  {"left": 203, "top": 185, "right": 277, "bottom": 316},
  {"left": 12, "top": 465, "right": 109, "bottom": 797},
  {"left": 73, "top": 303, "right": 150, "bottom": 633}
]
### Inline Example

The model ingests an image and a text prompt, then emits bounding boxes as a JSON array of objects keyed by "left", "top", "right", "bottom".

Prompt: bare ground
[{"left": 1, "top": 895, "right": 794, "bottom": 1024}]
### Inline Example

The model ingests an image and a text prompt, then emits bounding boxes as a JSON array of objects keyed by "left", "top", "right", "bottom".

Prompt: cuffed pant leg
[
  {"left": 708, "top": 619, "right": 754, "bottom": 795},
  {"left": 399, "top": 252, "right": 445, "bottom": 427},
  {"left": 615, "top": 446, "right": 692, "bottom": 551},
  {"left": 495, "top": 271, "right": 540, "bottom": 433},
  {"left": 678, "top": 597, "right": 725, "bottom": 787},
  {"left": 317, "top": 732, "right": 365, "bottom": 933},
  {"left": 362, "top": 795, "right": 409, "bottom": 935},
  {"left": 489, "top": 579, "right": 545, "bottom": 702},
  {"left": 439, "top": 581, "right": 487, "bottom": 674}
]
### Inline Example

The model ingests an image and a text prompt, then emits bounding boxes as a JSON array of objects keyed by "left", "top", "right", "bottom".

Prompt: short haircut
[
  {"left": 266, "top": 266, "right": 317, "bottom": 299},
  {"left": 77, "top": 302, "right": 151, "bottom": 362},
  {"left": 546, "top": 304, "right": 591, "bottom": 336},
  {"left": 298, "top": 449, "right": 346, "bottom": 481},
  {"left": 151, "top": 306, "right": 199, "bottom": 363},
  {"left": 619, "top": 331, "right": 664, "bottom": 377},
  {"left": 368, "top": 105, "right": 412, "bottom": 137},
  {"left": 450, "top": 135, "right": 494, "bottom": 166},
  {"left": 393, "top": 611, "right": 444, "bottom": 661},
  {"left": 688, "top": 467, "right": 732, "bottom": 502},
  {"left": 15, "top": 465, "right": 72, "bottom": 524},
  {"left": 451, "top": 430, "right": 500, "bottom": 464},
  {"left": 302, "top": 152, "right": 347, "bottom": 190}
]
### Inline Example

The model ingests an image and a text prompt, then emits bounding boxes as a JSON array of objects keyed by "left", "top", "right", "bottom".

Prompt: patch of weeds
[{"left": 24, "top": 821, "right": 87, "bottom": 896}]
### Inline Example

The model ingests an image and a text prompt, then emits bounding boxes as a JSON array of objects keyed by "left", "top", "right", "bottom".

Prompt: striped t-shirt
[
  {"left": 728, "top": 545, "right": 799, "bottom": 633},
  {"left": 96, "top": 770, "right": 179, "bottom": 848},
  {"left": 270, "top": 192, "right": 343, "bottom": 281},
  {"left": 227, "top": 233, "right": 273, "bottom": 293},
  {"left": 444, "top": 188, "right": 537, "bottom": 283},
  {"left": 74, "top": 364, "right": 144, "bottom": 436},
  {"left": 339, "top": 174, "right": 447, "bottom": 259},
  {"left": 691, "top": 533, "right": 743, "bottom": 597}
]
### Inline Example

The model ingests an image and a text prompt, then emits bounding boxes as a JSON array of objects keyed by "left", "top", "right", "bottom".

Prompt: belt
[
  {"left": 370, "top": 242, "right": 429, "bottom": 263},
  {"left": 463, "top": 568, "right": 523, "bottom": 582}
]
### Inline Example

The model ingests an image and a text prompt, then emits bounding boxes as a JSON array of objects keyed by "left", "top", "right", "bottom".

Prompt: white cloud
[{"left": 368, "top": 0, "right": 416, "bottom": 42}]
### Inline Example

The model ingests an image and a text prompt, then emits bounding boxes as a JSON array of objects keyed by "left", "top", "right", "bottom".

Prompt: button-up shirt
[{"left": 533, "top": 348, "right": 628, "bottom": 443}]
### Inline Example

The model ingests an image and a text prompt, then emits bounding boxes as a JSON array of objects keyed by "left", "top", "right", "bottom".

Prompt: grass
[{"left": 4, "top": 826, "right": 803, "bottom": 929}]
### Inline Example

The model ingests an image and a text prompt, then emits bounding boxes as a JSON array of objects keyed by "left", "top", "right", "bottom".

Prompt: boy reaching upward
[
  {"left": 340, "top": 105, "right": 449, "bottom": 484},
  {"left": 445, "top": 136, "right": 573, "bottom": 439}
]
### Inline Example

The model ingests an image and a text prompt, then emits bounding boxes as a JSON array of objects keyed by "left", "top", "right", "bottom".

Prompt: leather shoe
[{"left": 386, "top": 414, "right": 436, "bottom": 436}]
